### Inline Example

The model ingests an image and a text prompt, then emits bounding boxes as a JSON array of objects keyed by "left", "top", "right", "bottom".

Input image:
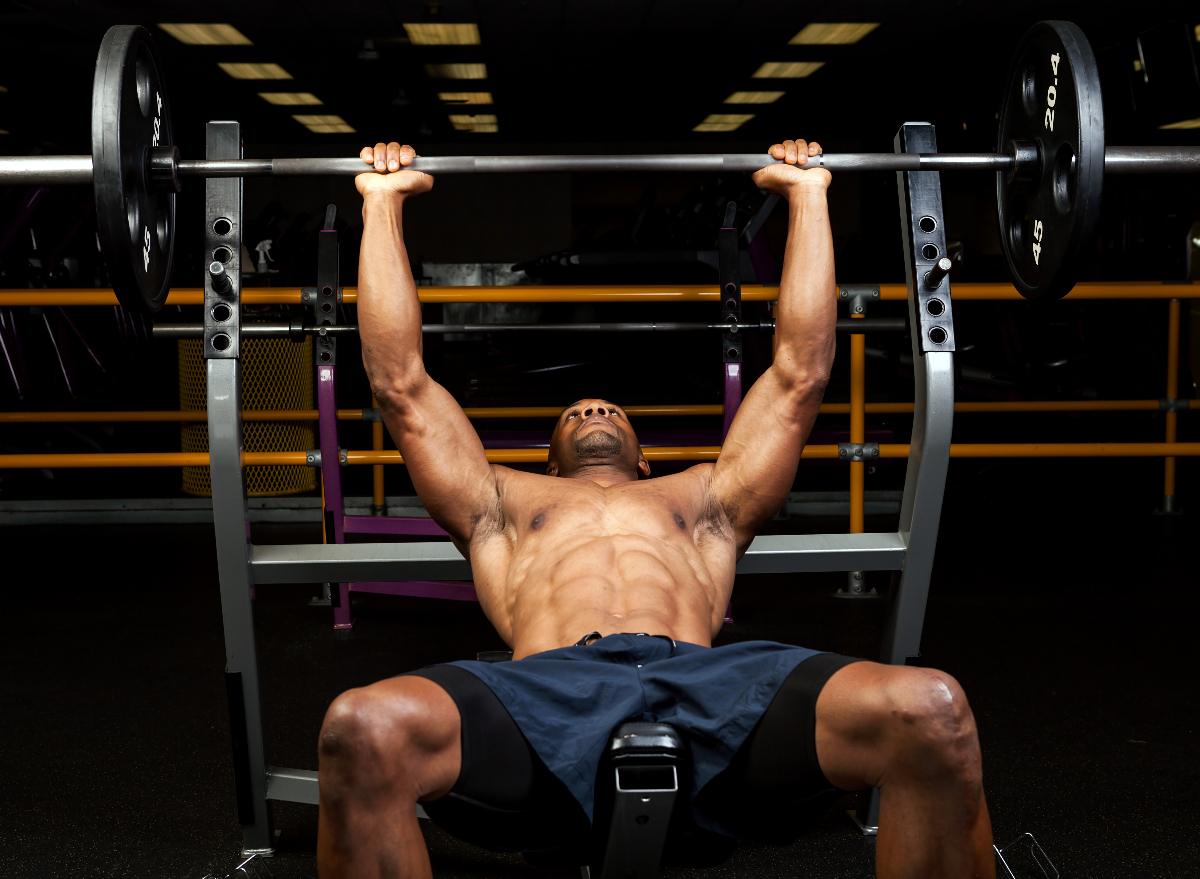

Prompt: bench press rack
[{"left": 205, "top": 121, "right": 954, "bottom": 856}]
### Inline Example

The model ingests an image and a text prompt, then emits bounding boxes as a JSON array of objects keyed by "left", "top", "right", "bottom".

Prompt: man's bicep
[
  {"left": 710, "top": 367, "right": 823, "bottom": 545},
  {"left": 379, "top": 375, "right": 499, "bottom": 543}
]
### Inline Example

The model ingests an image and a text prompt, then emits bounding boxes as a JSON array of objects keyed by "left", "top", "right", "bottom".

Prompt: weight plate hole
[
  {"left": 927, "top": 298, "right": 945, "bottom": 316},
  {"left": 211, "top": 303, "right": 232, "bottom": 323},
  {"left": 928, "top": 326, "right": 947, "bottom": 345},
  {"left": 212, "top": 246, "right": 233, "bottom": 263},
  {"left": 135, "top": 48, "right": 153, "bottom": 118},
  {"left": 213, "top": 217, "right": 232, "bottom": 236},
  {"left": 156, "top": 200, "right": 170, "bottom": 253},
  {"left": 211, "top": 333, "right": 231, "bottom": 351},
  {"left": 921, "top": 244, "right": 940, "bottom": 260},
  {"left": 321, "top": 301, "right": 333, "bottom": 313},
  {"left": 1052, "top": 143, "right": 1077, "bottom": 213},
  {"left": 918, "top": 216, "right": 937, "bottom": 233}
]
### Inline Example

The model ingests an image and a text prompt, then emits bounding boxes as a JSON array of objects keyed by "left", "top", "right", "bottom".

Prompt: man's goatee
[{"left": 575, "top": 431, "right": 622, "bottom": 459}]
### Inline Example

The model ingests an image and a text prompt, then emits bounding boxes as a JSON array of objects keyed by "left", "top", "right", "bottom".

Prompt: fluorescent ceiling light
[
  {"left": 219, "top": 62, "right": 292, "bottom": 80},
  {"left": 0, "top": 86, "right": 9, "bottom": 92},
  {"left": 725, "top": 91, "right": 784, "bottom": 104},
  {"left": 752, "top": 61, "right": 824, "bottom": 79},
  {"left": 693, "top": 113, "right": 754, "bottom": 132},
  {"left": 1160, "top": 117, "right": 1200, "bottom": 129},
  {"left": 404, "top": 23, "right": 481, "bottom": 45},
  {"left": 789, "top": 23, "right": 879, "bottom": 45},
  {"left": 425, "top": 62, "right": 487, "bottom": 79},
  {"left": 439, "top": 91, "right": 493, "bottom": 104},
  {"left": 449, "top": 114, "right": 498, "bottom": 132},
  {"left": 293, "top": 114, "right": 355, "bottom": 133},
  {"left": 259, "top": 92, "right": 322, "bottom": 105},
  {"left": 159, "top": 23, "right": 252, "bottom": 45}
]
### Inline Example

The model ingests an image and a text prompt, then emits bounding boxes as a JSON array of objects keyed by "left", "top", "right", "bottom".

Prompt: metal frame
[{"left": 209, "top": 122, "right": 957, "bottom": 854}]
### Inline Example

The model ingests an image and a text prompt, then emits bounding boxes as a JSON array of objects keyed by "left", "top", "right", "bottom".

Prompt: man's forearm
[
  {"left": 358, "top": 193, "right": 425, "bottom": 399},
  {"left": 773, "top": 184, "right": 837, "bottom": 387}
]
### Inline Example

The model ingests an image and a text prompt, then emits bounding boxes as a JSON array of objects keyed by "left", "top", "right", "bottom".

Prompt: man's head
[{"left": 546, "top": 399, "right": 650, "bottom": 480}]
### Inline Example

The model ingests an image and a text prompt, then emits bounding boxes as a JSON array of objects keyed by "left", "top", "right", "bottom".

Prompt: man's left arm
[{"left": 709, "top": 139, "right": 837, "bottom": 552}]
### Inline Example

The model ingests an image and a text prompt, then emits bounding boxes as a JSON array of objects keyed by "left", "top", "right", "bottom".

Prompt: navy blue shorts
[{"left": 410, "top": 634, "right": 860, "bottom": 849}]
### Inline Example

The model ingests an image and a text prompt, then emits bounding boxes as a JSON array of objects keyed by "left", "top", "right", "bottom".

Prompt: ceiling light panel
[
  {"left": 725, "top": 91, "right": 784, "bottom": 104},
  {"left": 159, "top": 23, "right": 252, "bottom": 45},
  {"left": 752, "top": 61, "right": 824, "bottom": 79},
  {"left": 449, "top": 114, "right": 498, "bottom": 132},
  {"left": 219, "top": 62, "right": 292, "bottom": 80},
  {"left": 439, "top": 91, "right": 494, "bottom": 104},
  {"left": 693, "top": 113, "right": 753, "bottom": 132},
  {"left": 404, "top": 23, "right": 481, "bottom": 45},
  {"left": 259, "top": 92, "right": 322, "bottom": 105},
  {"left": 293, "top": 114, "right": 355, "bottom": 133},
  {"left": 789, "top": 23, "right": 879, "bottom": 45},
  {"left": 425, "top": 63, "right": 488, "bottom": 79}
]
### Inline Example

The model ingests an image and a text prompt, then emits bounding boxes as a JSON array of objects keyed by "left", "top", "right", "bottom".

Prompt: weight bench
[{"left": 212, "top": 119, "right": 955, "bottom": 855}]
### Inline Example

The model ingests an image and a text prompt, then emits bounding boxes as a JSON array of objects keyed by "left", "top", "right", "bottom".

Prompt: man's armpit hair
[
  {"left": 467, "top": 468, "right": 507, "bottom": 543},
  {"left": 700, "top": 485, "right": 736, "bottom": 543}
]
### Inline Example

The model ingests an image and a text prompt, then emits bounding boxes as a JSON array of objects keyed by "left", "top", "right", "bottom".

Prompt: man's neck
[{"left": 565, "top": 464, "right": 638, "bottom": 487}]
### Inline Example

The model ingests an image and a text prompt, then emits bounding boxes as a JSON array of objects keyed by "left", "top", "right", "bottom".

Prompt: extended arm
[
  {"left": 710, "top": 139, "right": 837, "bottom": 551},
  {"left": 356, "top": 143, "right": 499, "bottom": 546}
]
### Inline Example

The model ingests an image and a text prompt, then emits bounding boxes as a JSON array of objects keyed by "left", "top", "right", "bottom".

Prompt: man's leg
[
  {"left": 317, "top": 676, "right": 461, "bottom": 879},
  {"left": 816, "top": 662, "right": 995, "bottom": 879}
]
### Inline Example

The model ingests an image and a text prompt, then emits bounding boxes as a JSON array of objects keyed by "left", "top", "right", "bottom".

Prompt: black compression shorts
[{"left": 409, "top": 651, "right": 861, "bottom": 853}]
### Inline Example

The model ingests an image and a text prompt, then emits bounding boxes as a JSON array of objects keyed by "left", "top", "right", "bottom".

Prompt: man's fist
[
  {"left": 356, "top": 142, "right": 433, "bottom": 197},
  {"left": 752, "top": 139, "right": 831, "bottom": 195}
]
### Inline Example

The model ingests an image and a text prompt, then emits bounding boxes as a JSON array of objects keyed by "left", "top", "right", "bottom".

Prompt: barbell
[{"left": 2, "top": 21, "right": 1198, "bottom": 313}]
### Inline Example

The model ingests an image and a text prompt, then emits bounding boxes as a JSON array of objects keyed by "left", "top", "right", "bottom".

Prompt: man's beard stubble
[{"left": 575, "top": 429, "right": 622, "bottom": 460}]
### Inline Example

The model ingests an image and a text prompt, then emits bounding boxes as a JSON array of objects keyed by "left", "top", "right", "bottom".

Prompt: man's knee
[
  {"left": 319, "top": 677, "right": 459, "bottom": 793},
  {"left": 880, "top": 668, "right": 982, "bottom": 785}
]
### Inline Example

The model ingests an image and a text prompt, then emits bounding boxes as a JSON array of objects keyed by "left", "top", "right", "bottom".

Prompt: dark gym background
[{"left": 1, "top": 2, "right": 1197, "bottom": 878}]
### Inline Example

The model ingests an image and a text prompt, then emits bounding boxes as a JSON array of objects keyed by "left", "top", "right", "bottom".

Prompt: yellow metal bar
[
  {"left": 849, "top": 324, "right": 866, "bottom": 534},
  {"left": 5, "top": 443, "right": 1200, "bottom": 469},
  {"left": 1165, "top": 299, "right": 1181, "bottom": 502},
  {"left": 4, "top": 281, "right": 1199, "bottom": 308}
]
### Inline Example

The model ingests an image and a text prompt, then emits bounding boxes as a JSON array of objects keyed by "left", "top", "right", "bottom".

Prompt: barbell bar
[
  {"left": 2, "top": 21, "right": 1198, "bottom": 314},
  {"left": 4, "top": 146, "right": 1196, "bottom": 187}
]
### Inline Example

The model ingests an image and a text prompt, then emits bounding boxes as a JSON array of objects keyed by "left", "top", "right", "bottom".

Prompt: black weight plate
[
  {"left": 92, "top": 25, "right": 175, "bottom": 314},
  {"left": 997, "top": 21, "right": 1104, "bottom": 301}
]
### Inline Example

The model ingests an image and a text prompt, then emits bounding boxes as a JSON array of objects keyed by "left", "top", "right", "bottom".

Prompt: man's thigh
[
  {"left": 407, "top": 665, "right": 590, "bottom": 853},
  {"left": 695, "top": 652, "right": 862, "bottom": 842}
]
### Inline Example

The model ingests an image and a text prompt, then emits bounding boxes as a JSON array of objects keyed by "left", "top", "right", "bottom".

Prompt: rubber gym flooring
[{"left": 3, "top": 459, "right": 1198, "bottom": 879}]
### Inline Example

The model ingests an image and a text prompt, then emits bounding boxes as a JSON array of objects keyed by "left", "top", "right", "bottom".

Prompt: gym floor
[{"left": 3, "top": 459, "right": 1197, "bottom": 879}]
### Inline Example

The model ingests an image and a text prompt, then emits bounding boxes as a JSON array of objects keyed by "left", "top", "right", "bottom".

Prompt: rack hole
[
  {"left": 321, "top": 285, "right": 334, "bottom": 297},
  {"left": 321, "top": 301, "right": 334, "bottom": 313},
  {"left": 210, "top": 333, "right": 231, "bottom": 351},
  {"left": 318, "top": 350, "right": 332, "bottom": 362},
  {"left": 212, "top": 246, "right": 233, "bottom": 264},
  {"left": 212, "top": 217, "right": 232, "bottom": 236},
  {"left": 726, "top": 347, "right": 739, "bottom": 358},
  {"left": 926, "top": 298, "right": 945, "bottom": 316},
  {"left": 928, "top": 326, "right": 947, "bottom": 345},
  {"left": 724, "top": 283, "right": 737, "bottom": 295},
  {"left": 919, "top": 216, "right": 937, "bottom": 233},
  {"left": 210, "top": 303, "right": 232, "bottom": 322},
  {"left": 724, "top": 298, "right": 737, "bottom": 310},
  {"left": 921, "top": 244, "right": 940, "bottom": 261}
]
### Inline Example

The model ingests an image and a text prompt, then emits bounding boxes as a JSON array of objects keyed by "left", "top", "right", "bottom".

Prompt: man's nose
[{"left": 583, "top": 406, "right": 608, "bottom": 417}]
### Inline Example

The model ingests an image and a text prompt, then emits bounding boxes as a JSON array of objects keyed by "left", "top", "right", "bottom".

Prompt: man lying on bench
[{"left": 317, "top": 139, "right": 994, "bottom": 879}]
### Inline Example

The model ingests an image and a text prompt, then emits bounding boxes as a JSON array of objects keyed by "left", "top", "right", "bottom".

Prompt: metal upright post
[
  {"left": 372, "top": 394, "right": 386, "bottom": 516},
  {"left": 853, "top": 122, "right": 957, "bottom": 835},
  {"left": 1160, "top": 299, "right": 1182, "bottom": 513},
  {"left": 719, "top": 202, "right": 743, "bottom": 438},
  {"left": 204, "top": 121, "right": 275, "bottom": 855},
  {"left": 310, "top": 207, "right": 352, "bottom": 628}
]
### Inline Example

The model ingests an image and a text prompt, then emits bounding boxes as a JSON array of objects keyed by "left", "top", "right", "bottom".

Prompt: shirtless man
[{"left": 317, "top": 139, "right": 994, "bottom": 879}]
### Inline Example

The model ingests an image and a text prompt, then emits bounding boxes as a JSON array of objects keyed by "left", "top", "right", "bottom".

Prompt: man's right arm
[{"left": 356, "top": 142, "right": 500, "bottom": 548}]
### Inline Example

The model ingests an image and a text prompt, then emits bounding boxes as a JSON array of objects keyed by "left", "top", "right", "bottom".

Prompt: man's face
[{"left": 547, "top": 399, "right": 650, "bottom": 479}]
